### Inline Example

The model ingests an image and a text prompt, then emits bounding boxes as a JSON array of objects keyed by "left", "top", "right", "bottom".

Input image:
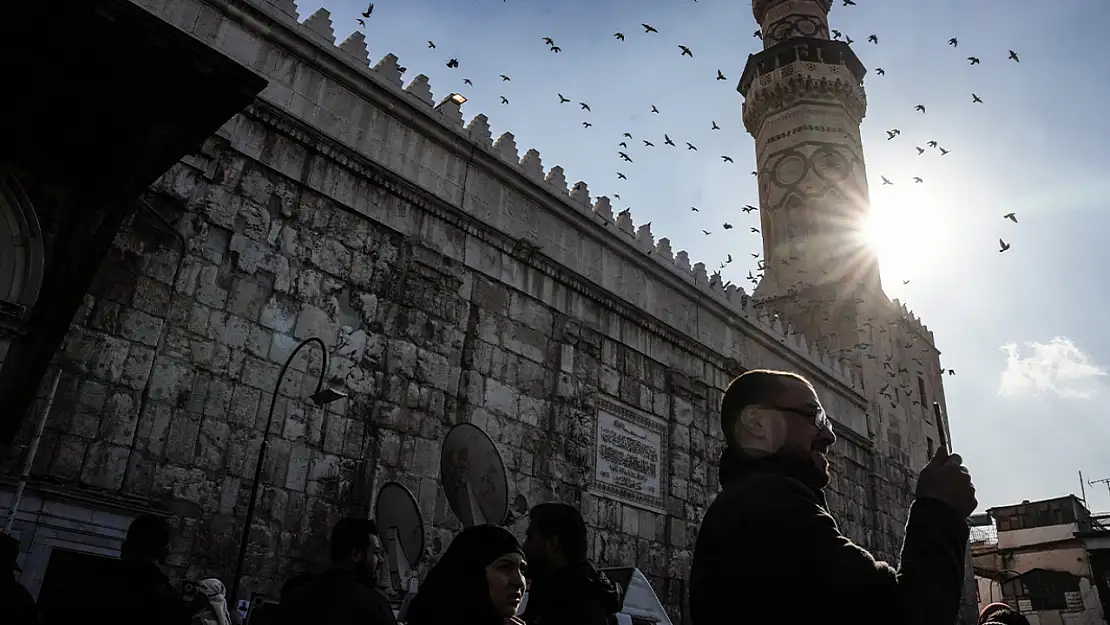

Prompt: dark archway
[{"left": 0, "top": 172, "right": 46, "bottom": 323}]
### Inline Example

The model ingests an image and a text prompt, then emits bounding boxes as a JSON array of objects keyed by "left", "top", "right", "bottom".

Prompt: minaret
[{"left": 740, "top": 0, "right": 880, "bottom": 357}]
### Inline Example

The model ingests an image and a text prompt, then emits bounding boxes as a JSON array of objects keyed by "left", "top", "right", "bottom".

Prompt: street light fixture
[{"left": 229, "top": 336, "right": 348, "bottom": 602}]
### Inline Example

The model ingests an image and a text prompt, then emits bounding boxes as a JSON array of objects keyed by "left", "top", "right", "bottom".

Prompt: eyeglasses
[{"left": 764, "top": 405, "right": 830, "bottom": 430}]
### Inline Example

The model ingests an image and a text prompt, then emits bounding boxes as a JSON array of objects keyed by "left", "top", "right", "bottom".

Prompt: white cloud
[{"left": 999, "top": 337, "right": 1107, "bottom": 399}]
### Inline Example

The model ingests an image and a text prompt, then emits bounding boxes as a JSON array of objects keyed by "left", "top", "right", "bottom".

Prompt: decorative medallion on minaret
[{"left": 740, "top": 0, "right": 880, "bottom": 354}]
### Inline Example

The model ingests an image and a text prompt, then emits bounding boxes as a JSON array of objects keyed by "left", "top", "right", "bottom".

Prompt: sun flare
[{"left": 860, "top": 182, "right": 950, "bottom": 285}]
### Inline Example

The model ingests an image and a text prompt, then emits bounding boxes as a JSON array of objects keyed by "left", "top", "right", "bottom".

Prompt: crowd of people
[{"left": 1, "top": 369, "right": 1031, "bottom": 625}]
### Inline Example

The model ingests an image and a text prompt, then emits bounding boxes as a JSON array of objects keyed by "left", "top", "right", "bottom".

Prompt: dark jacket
[
  {"left": 690, "top": 451, "right": 969, "bottom": 625},
  {"left": 279, "top": 569, "right": 396, "bottom": 625},
  {"left": 47, "top": 558, "right": 191, "bottom": 625},
  {"left": 522, "top": 562, "right": 623, "bottom": 625},
  {"left": 1, "top": 573, "right": 37, "bottom": 625}
]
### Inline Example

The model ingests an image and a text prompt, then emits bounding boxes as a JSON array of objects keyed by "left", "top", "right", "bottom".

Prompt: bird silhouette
[
  {"left": 651, "top": 105, "right": 660, "bottom": 114},
  {"left": 580, "top": 102, "right": 591, "bottom": 111},
  {"left": 750, "top": 227, "right": 760, "bottom": 233},
  {"left": 664, "top": 135, "right": 675, "bottom": 146},
  {"left": 832, "top": 30, "right": 842, "bottom": 39},
  {"left": 428, "top": 41, "right": 436, "bottom": 49},
  {"left": 500, "top": 74, "right": 511, "bottom": 81},
  {"left": 843, "top": 0, "right": 856, "bottom": 5},
  {"left": 723, "top": 223, "right": 733, "bottom": 230},
  {"left": 446, "top": 59, "right": 459, "bottom": 68},
  {"left": 500, "top": 96, "right": 509, "bottom": 104},
  {"left": 868, "top": 34, "right": 878, "bottom": 43},
  {"left": 881, "top": 176, "right": 893, "bottom": 185},
  {"left": 754, "top": 30, "right": 762, "bottom": 39},
  {"left": 721, "top": 156, "right": 734, "bottom": 163},
  {"left": 617, "top": 172, "right": 627, "bottom": 180},
  {"left": 902, "top": 280, "right": 910, "bottom": 285},
  {"left": 614, "top": 32, "right": 625, "bottom": 41},
  {"left": 550, "top": 46, "right": 561, "bottom": 53},
  {"left": 618, "top": 152, "right": 632, "bottom": 162},
  {"left": 582, "top": 122, "right": 592, "bottom": 128},
  {"left": 915, "top": 104, "right": 926, "bottom": 113},
  {"left": 678, "top": 45, "right": 694, "bottom": 58},
  {"left": 643, "top": 140, "right": 655, "bottom": 147},
  {"left": 742, "top": 205, "right": 757, "bottom": 213},
  {"left": 356, "top": 18, "right": 365, "bottom": 27},
  {"left": 686, "top": 142, "right": 697, "bottom": 150},
  {"left": 949, "top": 37, "right": 958, "bottom": 47},
  {"left": 913, "top": 177, "right": 923, "bottom": 184},
  {"left": 999, "top": 238, "right": 1011, "bottom": 252},
  {"left": 1004, "top": 213, "right": 1018, "bottom": 223},
  {"left": 972, "top": 93, "right": 983, "bottom": 103},
  {"left": 619, "top": 141, "right": 628, "bottom": 148},
  {"left": 717, "top": 70, "right": 727, "bottom": 81},
  {"left": 845, "top": 36, "right": 854, "bottom": 45},
  {"left": 939, "top": 147, "right": 950, "bottom": 155},
  {"left": 927, "top": 140, "right": 938, "bottom": 148},
  {"left": 711, "top": 121, "right": 720, "bottom": 130},
  {"left": 643, "top": 23, "right": 658, "bottom": 33},
  {"left": 876, "top": 68, "right": 886, "bottom": 75},
  {"left": 916, "top": 147, "right": 925, "bottom": 155},
  {"left": 542, "top": 37, "right": 555, "bottom": 46},
  {"left": 361, "top": 2, "right": 373, "bottom": 18},
  {"left": 463, "top": 78, "right": 473, "bottom": 86},
  {"left": 1008, "top": 50, "right": 1020, "bottom": 62},
  {"left": 623, "top": 133, "right": 632, "bottom": 139},
  {"left": 558, "top": 94, "right": 569, "bottom": 103},
  {"left": 968, "top": 56, "right": 981, "bottom": 65},
  {"left": 691, "top": 207, "right": 699, "bottom": 212},
  {"left": 703, "top": 230, "right": 712, "bottom": 235}
]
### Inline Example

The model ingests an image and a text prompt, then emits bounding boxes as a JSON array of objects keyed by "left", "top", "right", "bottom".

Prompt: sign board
[{"left": 591, "top": 397, "right": 668, "bottom": 512}]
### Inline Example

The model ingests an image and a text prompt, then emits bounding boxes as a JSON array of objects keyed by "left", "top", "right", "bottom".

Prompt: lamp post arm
[{"left": 229, "top": 336, "right": 328, "bottom": 602}]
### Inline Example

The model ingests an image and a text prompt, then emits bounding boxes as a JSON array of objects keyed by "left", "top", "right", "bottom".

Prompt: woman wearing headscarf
[
  {"left": 405, "top": 525, "right": 527, "bottom": 625},
  {"left": 189, "top": 578, "right": 234, "bottom": 625}
]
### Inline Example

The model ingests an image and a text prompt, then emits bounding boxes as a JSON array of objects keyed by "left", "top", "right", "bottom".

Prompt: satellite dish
[
  {"left": 374, "top": 481, "right": 425, "bottom": 602},
  {"left": 440, "top": 423, "right": 509, "bottom": 527}
]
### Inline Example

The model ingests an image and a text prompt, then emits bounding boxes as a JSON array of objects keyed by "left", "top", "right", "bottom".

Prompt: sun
[{"left": 859, "top": 182, "right": 950, "bottom": 284}]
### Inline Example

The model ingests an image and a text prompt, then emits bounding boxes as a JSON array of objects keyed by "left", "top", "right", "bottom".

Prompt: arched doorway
[{"left": 0, "top": 172, "right": 45, "bottom": 364}]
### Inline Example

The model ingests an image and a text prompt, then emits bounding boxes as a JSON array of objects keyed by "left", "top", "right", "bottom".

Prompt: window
[
  {"left": 1002, "top": 570, "right": 1082, "bottom": 612},
  {"left": 927, "top": 437, "right": 934, "bottom": 457},
  {"left": 917, "top": 376, "right": 927, "bottom": 403}
]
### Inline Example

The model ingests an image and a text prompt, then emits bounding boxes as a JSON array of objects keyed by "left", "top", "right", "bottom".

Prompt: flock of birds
[
  {"left": 349, "top": 2, "right": 1029, "bottom": 393},
  {"left": 353, "top": 1, "right": 1026, "bottom": 292}
]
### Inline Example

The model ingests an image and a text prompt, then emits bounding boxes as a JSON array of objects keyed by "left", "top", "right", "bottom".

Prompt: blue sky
[{"left": 304, "top": 0, "right": 1110, "bottom": 513}]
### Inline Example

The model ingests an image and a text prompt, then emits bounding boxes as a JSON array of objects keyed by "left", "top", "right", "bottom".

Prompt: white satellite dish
[
  {"left": 440, "top": 423, "right": 509, "bottom": 527},
  {"left": 374, "top": 481, "right": 424, "bottom": 607}
]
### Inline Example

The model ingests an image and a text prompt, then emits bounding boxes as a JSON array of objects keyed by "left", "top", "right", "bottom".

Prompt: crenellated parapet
[
  {"left": 890, "top": 298, "right": 936, "bottom": 347},
  {"left": 167, "top": 0, "right": 862, "bottom": 393}
]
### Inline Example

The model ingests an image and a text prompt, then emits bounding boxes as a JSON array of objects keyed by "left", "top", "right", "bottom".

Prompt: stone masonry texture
[{"left": 0, "top": 0, "right": 968, "bottom": 622}]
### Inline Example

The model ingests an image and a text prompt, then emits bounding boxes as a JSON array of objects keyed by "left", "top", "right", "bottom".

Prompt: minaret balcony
[{"left": 739, "top": 37, "right": 866, "bottom": 97}]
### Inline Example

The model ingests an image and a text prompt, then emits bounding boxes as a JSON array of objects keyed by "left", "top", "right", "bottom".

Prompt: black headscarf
[{"left": 406, "top": 525, "right": 524, "bottom": 625}]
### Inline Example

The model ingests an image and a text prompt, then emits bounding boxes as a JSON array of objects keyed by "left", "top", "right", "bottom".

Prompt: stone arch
[{"left": 0, "top": 172, "right": 45, "bottom": 321}]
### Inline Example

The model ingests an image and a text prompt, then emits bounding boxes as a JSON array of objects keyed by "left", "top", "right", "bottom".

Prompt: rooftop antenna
[
  {"left": 440, "top": 423, "right": 510, "bottom": 527},
  {"left": 374, "top": 481, "right": 425, "bottom": 620},
  {"left": 1088, "top": 476, "right": 1110, "bottom": 500}
]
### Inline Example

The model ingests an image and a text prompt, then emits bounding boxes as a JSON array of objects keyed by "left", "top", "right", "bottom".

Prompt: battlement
[
  {"left": 889, "top": 298, "right": 936, "bottom": 346},
  {"left": 157, "top": 0, "right": 863, "bottom": 393}
]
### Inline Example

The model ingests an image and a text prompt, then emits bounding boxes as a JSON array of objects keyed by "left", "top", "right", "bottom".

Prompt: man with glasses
[
  {"left": 690, "top": 369, "right": 976, "bottom": 624},
  {"left": 279, "top": 518, "right": 397, "bottom": 625}
]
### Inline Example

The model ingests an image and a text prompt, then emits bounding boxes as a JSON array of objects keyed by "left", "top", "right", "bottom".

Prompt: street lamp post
[{"left": 229, "top": 336, "right": 348, "bottom": 602}]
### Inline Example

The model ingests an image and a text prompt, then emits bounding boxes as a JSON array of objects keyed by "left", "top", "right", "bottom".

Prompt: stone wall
[{"left": 0, "top": 0, "right": 936, "bottom": 620}]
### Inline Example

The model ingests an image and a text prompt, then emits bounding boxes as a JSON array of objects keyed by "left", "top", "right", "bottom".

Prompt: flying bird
[
  {"left": 972, "top": 93, "right": 983, "bottom": 103},
  {"left": 742, "top": 205, "right": 757, "bottom": 213},
  {"left": 614, "top": 32, "right": 625, "bottom": 40},
  {"left": 754, "top": 30, "right": 762, "bottom": 39},
  {"left": 500, "top": 74, "right": 511, "bottom": 81},
  {"left": 927, "top": 140, "right": 938, "bottom": 148},
  {"left": 868, "top": 34, "right": 878, "bottom": 43},
  {"left": 679, "top": 45, "right": 693, "bottom": 57},
  {"left": 550, "top": 46, "right": 561, "bottom": 53},
  {"left": 881, "top": 176, "right": 893, "bottom": 185},
  {"left": 721, "top": 156, "right": 734, "bottom": 163},
  {"left": 446, "top": 59, "right": 459, "bottom": 68},
  {"left": 617, "top": 172, "right": 627, "bottom": 180},
  {"left": 580, "top": 102, "right": 591, "bottom": 111},
  {"left": 949, "top": 37, "right": 958, "bottom": 47},
  {"left": 618, "top": 152, "right": 632, "bottom": 162},
  {"left": 750, "top": 227, "right": 760, "bottom": 233},
  {"left": 542, "top": 37, "right": 555, "bottom": 46},
  {"left": 664, "top": 135, "right": 675, "bottom": 146},
  {"left": 832, "top": 30, "right": 842, "bottom": 39},
  {"left": 717, "top": 70, "right": 726, "bottom": 81},
  {"left": 843, "top": 0, "right": 856, "bottom": 5},
  {"left": 711, "top": 121, "right": 720, "bottom": 130},
  {"left": 999, "top": 238, "right": 1011, "bottom": 252},
  {"left": 463, "top": 78, "right": 473, "bottom": 86},
  {"left": 939, "top": 147, "right": 950, "bottom": 155},
  {"left": 691, "top": 207, "right": 699, "bottom": 212},
  {"left": 643, "top": 24, "right": 658, "bottom": 33},
  {"left": 876, "top": 68, "right": 885, "bottom": 75},
  {"left": 500, "top": 96, "right": 509, "bottom": 105},
  {"left": 723, "top": 223, "right": 733, "bottom": 230},
  {"left": 643, "top": 140, "right": 655, "bottom": 147},
  {"left": 428, "top": 41, "right": 436, "bottom": 49},
  {"left": 1004, "top": 212, "right": 1017, "bottom": 223},
  {"left": 703, "top": 230, "right": 712, "bottom": 235},
  {"left": 619, "top": 142, "right": 627, "bottom": 148},
  {"left": 558, "top": 94, "right": 569, "bottom": 103},
  {"left": 356, "top": 18, "right": 365, "bottom": 27},
  {"left": 845, "top": 36, "right": 854, "bottom": 45},
  {"left": 915, "top": 104, "right": 926, "bottom": 113},
  {"left": 613, "top": 194, "right": 621, "bottom": 200},
  {"left": 651, "top": 105, "right": 660, "bottom": 114},
  {"left": 1008, "top": 50, "right": 1020, "bottom": 62},
  {"left": 623, "top": 133, "right": 632, "bottom": 139},
  {"left": 361, "top": 3, "right": 373, "bottom": 18},
  {"left": 916, "top": 147, "right": 925, "bottom": 155},
  {"left": 582, "top": 122, "right": 592, "bottom": 128},
  {"left": 968, "top": 56, "right": 981, "bottom": 65},
  {"left": 913, "top": 177, "right": 923, "bottom": 184},
  {"left": 686, "top": 143, "right": 697, "bottom": 151}
]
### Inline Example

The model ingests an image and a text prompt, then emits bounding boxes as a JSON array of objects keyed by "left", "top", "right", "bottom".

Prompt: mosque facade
[{"left": 0, "top": 0, "right": 974, "bottom": 621}]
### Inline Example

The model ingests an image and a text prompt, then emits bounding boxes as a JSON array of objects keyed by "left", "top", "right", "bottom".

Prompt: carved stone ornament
[
  {"left": 753, "top": 0, "right": 832, "bottom": 23},
  {"left": 742, "top": 74, "right": 867, "bottom": 135}
]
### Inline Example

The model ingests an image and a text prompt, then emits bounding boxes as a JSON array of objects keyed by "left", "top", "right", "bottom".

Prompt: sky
[{"left": 303, "top": 0, "right": 1110, "bottom": 513}]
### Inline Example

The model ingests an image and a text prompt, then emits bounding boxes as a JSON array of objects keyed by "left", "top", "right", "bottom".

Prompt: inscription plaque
[{"left": 591, "top": 398, "right": 668, "bottom": 512}]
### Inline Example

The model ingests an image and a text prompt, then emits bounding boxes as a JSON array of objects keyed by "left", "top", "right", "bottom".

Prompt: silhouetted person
[
  {"left": 979, "top": 602, "right": 1031, "bottom": 625},
  {"left": 521, "top": 503, "right": 622, "bottom": 625},
  {"left": 406, "top": 525, "right": 527, "bottom": 625},
  {"left": 0, "top": 533, "right": 36, "bottom": 625},
  {"left": 279, "top": 518, "right": 396, "bottom": 625},
  {"left": 250, "top": 572, "right": 315, "bottom": 625},
  {"left": 690, "top": 369, "right": 977, "bottom": 625}
]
